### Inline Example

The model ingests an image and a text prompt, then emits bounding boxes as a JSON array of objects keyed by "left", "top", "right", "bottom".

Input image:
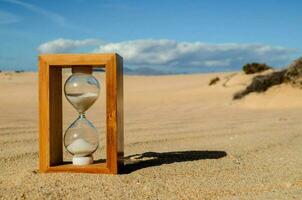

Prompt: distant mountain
[
  {"left": 93, "top": 68, "right": 105, "bottom": 72},
  {"left": 123, "top": 67, "right": 173, "bottom": 75},
  {"left": 94, "top": 66, "right": 169, "bottom": 75}
]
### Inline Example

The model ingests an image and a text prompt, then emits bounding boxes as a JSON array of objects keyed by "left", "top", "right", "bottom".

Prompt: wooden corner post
[{"left": 38, "top": 54, "right": 124, "bottom": 174}]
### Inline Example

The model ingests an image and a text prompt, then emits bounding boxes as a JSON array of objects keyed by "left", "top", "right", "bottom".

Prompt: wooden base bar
[{"left": 48, "top": 162, "right": 110, "bottom": 174}]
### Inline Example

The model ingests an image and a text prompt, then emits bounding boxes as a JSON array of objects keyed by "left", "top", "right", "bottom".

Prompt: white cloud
[
  {"left": 0, "top": 10, "right": 20, "bottom": 24},
  {"left": 38, "top": 38, "right": 297, "bottom": 72},
  {"left": 37, "top": 38, "right": 100, "bottom": 53},
  {"left": 94, "top": 39, "right": 297, "bottom": 69}
]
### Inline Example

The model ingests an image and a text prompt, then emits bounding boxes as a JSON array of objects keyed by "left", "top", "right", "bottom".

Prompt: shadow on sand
[{"left": 122, "top": 150, "right": 227, "bottom": 174}]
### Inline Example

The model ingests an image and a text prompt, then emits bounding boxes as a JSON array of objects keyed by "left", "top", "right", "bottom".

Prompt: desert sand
[{"left": 0, "top": 71, "right": 302, "bottom": 199}]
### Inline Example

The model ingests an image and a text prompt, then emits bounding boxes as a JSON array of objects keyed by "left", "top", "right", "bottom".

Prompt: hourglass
[
  {"left": 64, "top": 67, "right": 100, "bottom": 165},
  {"left": 39, "top": 54, "right": 124, "bottom": 174}
]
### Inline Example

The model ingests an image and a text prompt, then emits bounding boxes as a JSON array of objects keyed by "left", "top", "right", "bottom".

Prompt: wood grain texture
[
  {"left": 39, "top": 53, "right": 124, "bottom": 174},
  {"left": 116, "top": 55, "right": 124, "bottom": 171},
  {"left": 38, "top": 56, "right": 49, "bottom": 172},
  {"left": 105, "top": 55, "right": 117, "bottom": 173},
  {"left": 49, "top": 67, "right": 63, "bottom": 166},
  {"left": 40, "top": 54, "right": 113, "bottom": 66},
  {"left": 48, "top": 162, "right": 110, "bottom": 174}
]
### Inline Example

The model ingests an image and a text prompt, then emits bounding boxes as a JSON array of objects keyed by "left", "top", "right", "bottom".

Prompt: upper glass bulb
[{"left": 64, "top": 67, "right": 100, "bottom": 113}]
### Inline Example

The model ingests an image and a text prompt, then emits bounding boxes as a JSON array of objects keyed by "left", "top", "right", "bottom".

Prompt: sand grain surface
[{"left": 0, "top": 72, "right": 301, "bottom": 199}]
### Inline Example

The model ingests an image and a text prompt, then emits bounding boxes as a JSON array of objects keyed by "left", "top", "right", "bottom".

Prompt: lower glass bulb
[{"left": 64, "top": 115, "right": 99, "bottom": 165}]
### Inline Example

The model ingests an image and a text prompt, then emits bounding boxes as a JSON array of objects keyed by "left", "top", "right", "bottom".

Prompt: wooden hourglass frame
[{"left": 38, "top": 54, "right": 124, "bottom": 174}]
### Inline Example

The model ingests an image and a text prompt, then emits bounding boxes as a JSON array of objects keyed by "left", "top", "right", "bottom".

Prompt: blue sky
[{"left": 0, "top": 0, "right": 301, "bottom": 73}]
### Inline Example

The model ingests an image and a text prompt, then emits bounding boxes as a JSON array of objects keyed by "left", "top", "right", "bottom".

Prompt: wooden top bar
[{"left": 39, "top": 53, "right": 120, "bottom": 67}]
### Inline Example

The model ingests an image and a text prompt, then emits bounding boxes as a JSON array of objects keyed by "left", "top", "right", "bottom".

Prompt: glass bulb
[
  {"left": 64, "top": 115, "right": 98, "bottom": 157},
  {"left": 63, "top": 67, "right": 100, "bottom": 165},
  {"left": 64, "top": 69, "right": 100, "bottom": 113}
]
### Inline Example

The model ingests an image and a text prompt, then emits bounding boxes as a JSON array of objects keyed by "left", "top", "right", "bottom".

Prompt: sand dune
[{"left": 0, "top": 72, "right": 302, "bottom": 199}]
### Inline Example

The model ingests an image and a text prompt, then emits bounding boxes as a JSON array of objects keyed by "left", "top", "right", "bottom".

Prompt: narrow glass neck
[{"left": 79, "top": 113, "right": 86, "bottom": 118}]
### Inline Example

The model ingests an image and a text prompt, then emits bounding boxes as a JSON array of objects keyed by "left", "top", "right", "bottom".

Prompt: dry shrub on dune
[
  {"left": 233, "top": 70, "right": 286, "bottom": 99},
  {"left": 209, "top": 77, "right": 220, "bottom": 86},
  {"left": 234, "top": 57, "right": 302, "bottom": 100},
  {"left": 284, "top": 57, "right": 302, "bottom": 88},
  {"left": 242, "top": 63, "right": 272, "bottom": 74}
]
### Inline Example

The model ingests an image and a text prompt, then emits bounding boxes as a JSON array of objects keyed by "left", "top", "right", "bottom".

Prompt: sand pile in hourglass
[
  {"left": 66, "top": 138, "right": 96, "bottom": 156},
  {"left": 66, "top": 92, "right": 98, "bottom": 113}
]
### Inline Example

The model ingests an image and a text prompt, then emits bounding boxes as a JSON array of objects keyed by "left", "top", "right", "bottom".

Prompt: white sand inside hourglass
[
  {"left": 67, "top": 138, "right": 96, "bottom": 156},
  {"left": 66, "top": 92, "right": 98, "bottom": 113}
]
